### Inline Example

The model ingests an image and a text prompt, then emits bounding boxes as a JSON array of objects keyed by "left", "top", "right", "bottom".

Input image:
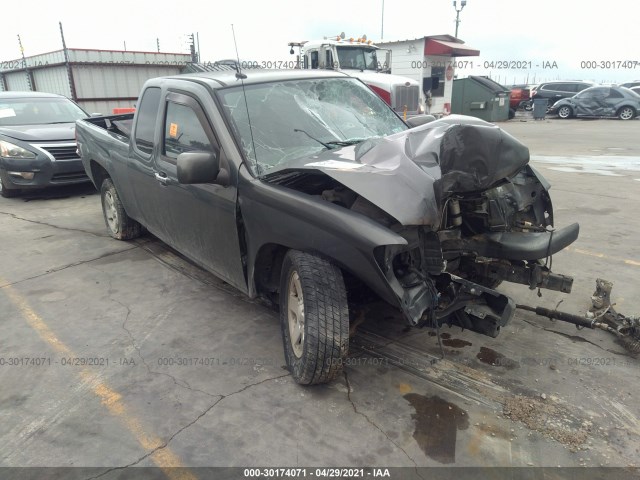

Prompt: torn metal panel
[{"left": 265, "top": 115, "right": 532, "bottom": 227}]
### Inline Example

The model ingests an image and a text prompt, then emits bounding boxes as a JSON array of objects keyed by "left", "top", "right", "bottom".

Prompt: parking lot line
[
  {"left": 1, "top": 278, "right": 196, "bottom": 480},
  {"left": 565, "top": 246, "right": 640, "bottom": 267}
]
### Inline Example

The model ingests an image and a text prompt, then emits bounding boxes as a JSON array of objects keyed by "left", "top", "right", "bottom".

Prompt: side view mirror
[
  {"left": 177, "top": 149, "right": 221, "bottom": 184},
  {"left": 406, "top": 114, "right": 436, "bottom": 128}
]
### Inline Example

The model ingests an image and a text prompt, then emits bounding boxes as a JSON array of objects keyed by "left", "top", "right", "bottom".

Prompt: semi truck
[{"left": 289, "top": 34, "right": 421, "bottom": 118}]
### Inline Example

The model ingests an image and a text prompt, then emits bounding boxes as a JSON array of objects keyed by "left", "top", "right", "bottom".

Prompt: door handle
[{"left": 154, "top": 172, "right": 170, "bottom": 185}]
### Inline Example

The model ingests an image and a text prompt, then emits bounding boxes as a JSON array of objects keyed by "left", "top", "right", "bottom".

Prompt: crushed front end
[{"left": 373, "top": 116, "right": 579, "bottom": 337}]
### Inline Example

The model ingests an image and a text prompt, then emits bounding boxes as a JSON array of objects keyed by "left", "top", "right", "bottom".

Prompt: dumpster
[
  {"left": 451, "top": 76, "right": 511, "bottom": 122},
  {"left": 533, "top": 98, "right": 548, "bottom": 120}
]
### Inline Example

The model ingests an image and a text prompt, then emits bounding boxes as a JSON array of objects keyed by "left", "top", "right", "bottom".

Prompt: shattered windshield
[
  {"left": 336, "top": 47, "right": 378, "bottom": 71},
  {"left": 218, "top": 77, "right": 407, "bottom": 176}
]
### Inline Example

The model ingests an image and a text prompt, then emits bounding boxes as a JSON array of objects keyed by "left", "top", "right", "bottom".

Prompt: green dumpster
[{"left": 451, "top": 76, "right": 511, "bottom": 122}]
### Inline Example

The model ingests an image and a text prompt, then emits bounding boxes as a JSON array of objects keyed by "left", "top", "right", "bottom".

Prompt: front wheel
[
  {"left": 280, "top": 250, "right": 349, "bottom": 385},
  {"left": 617, "top": 106, "right": 635, "bottom": 120},
  {"left": 0, "top": 177, "right": 20, "bottom": 198},
  {"left": 100, "top": 178, "right": 143, "bottom": 240},
  {"left": 557, "top": 105, "right": 573, "bottom": 119}
]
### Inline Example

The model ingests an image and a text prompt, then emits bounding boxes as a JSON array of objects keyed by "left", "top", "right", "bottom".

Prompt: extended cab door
[{"left": 136, "top": 83, "right": 246, "bottom": 292}]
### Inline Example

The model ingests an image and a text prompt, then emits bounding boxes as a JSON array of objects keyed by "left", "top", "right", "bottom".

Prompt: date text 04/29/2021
[{"left": 243, "top": 468, "right": 391, "bottom": 478}]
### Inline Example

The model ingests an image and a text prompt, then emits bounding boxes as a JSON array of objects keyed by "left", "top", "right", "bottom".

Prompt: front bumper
[{"left": 0, "top": 142, "right": 89, "bottom": 192}]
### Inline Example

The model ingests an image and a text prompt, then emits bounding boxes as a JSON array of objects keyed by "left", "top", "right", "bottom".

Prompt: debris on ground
[{"left": 503, "top": 395, "right": 590, "bottom": 451}]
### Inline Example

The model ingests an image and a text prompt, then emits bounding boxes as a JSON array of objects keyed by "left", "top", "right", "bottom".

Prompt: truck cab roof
[{"left": 158, "top": 69, "right": 351, "bottom": 89}]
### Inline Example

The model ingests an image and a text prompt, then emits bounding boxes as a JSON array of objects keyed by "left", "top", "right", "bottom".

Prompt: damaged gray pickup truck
[{"left": 76, "top": 70, "right": 579, "bottom": 385}]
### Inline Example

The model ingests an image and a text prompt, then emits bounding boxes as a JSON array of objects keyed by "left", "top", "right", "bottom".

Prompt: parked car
[
  {"left": 549, "top": 85, "right": 640, "bottom": 120},
  {"left": 76, "top": 70, "right": 579, "bottom": 385},
  {"left": 631, "top": 86, "right": 640, "bottom": 96},
  {"left": 621, "top": 81, "right": 640, "bottom": 89},
  {"left": 509, "top": 84, "right": 531, "bottom": 110},
  {"left": 530, "top": 81, "right": 594, "bottom": 110},
  {"left": 0, "top": 91, "right": 89, "bottom": 198}
]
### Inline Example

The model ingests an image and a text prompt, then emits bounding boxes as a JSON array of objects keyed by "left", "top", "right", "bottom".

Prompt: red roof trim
[{"left": 424, "top": 39, "right": 480, "bottom": 57}]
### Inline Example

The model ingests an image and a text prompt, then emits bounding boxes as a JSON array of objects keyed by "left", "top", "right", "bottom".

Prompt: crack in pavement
[
  {"left": 343, "top": 370, "right": 424, "bottom": 477},
  {"left": 0, "top": 210, "right": 108, "bottom": 238},
  {"left": 115, "top": 294, "right": 221, "bottom": 400},
  {"left": 84, "top": 373, "right": 290, "bottom": 480},
  {"left": 0, "top": 246, "right": 138, "bottom": 289},
  {"left": 87, "top": 263, "right": 222, "bottom": 400}
]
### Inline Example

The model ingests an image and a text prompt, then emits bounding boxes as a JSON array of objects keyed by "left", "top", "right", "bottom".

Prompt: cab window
[
  {"left": 309, "top": 51, "right": 319, "bottom": 69},
  {"left": 134, "top": 87, "right": 161, "bottom": 155},
  {"left": 163, "top": 102, "right": 213, "bottom": 161}
]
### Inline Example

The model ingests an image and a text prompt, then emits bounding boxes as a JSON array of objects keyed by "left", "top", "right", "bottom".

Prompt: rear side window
[
  {"left": 134, "top": 87, "right": 161, "bottom": 155},
  {"left": 163, "top": 102, "right": 213, "bottom": 160}
]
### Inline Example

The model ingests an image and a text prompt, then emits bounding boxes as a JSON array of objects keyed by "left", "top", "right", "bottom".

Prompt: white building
[{"left": 377, "top": 35, "right": 479, "bottom": 116}]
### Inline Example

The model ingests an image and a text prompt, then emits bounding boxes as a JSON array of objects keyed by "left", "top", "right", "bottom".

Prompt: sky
[{"left": 2, "top": 0, "right": 639, "bottom": 84}]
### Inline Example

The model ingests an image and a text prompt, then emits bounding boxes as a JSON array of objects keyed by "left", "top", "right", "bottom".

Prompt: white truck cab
[{"left": 290, "top": 35, "right": 421, "bottom": 118}]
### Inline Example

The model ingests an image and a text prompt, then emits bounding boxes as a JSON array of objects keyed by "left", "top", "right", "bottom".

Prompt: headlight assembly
[{"left": 0, "top": 140, "right": 37, "bottom": 159}]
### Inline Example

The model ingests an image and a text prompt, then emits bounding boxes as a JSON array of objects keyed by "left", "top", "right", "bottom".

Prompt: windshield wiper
[
  {"left": 293, "top": 129, "right": 333, "bottom": 149},
  {"left": 294, "top": 130, "right": 367, "bottom": 150},
  {"left": 325, "top": 139, "right": 366, "bottom": 147}
]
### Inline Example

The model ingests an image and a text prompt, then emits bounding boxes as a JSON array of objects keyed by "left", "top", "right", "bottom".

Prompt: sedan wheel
[
  {"left": 557, "top": 105, "right": 573, "bottom": 119},
  {"left": 0, "top": 177, "right": 20, "bottom": 198},
  {"left": 618, "top": 107, "right": 635, "bottom": 120}
]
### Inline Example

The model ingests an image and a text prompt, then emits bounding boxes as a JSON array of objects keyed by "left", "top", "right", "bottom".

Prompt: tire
[
  {"left": 617, "top": 106, "right": 635, "bottom": 120},
  {"left": 508, "top": 108, "right": 516, "bottom": 120},
  {"left": 0, "top": 177, "right": 20, "bottom": 198},
  {"left": 279, "top": 250, "right": 349, "bottom": 385},
  {"left": 557, "top": 105, "right": 573, "bottom": 119},
  {"left": 100, "top": 178, "right": 143, "bottom": 240}
]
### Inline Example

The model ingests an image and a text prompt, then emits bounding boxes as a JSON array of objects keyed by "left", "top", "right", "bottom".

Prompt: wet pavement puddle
[
  {"left": 531, "top": 155, "right": 640, "bottom": 177},
  {"left": 404, "top": 394, "right": 469, "bottom": 464}
]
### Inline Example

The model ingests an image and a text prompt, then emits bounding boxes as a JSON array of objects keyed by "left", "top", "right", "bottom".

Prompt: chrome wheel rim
[
  {"left": 0, "top": 178, "right": 3, "bottom": 193},
  {"left": 559, "top": 106, "right": 570, "bottom": 118},
  {"left": 287, "top": 271, "right": 305, "bottom": 358},
  {"left": 103, "top": 191, "right": 119, "bottom": 233},
  {"left": 620, "top": 108, "right": 633, "bottom": 120}
]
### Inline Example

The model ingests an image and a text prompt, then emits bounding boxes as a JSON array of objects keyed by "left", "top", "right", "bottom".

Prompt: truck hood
[
  {"left": 344, "top": 70, "right": 419, "bottom": 90},
  {"left": 0, "top": 123, "right": 77, "bottom": 142},
  {"left": 263, "top": 115, "right": 530, "bottom": 226}
]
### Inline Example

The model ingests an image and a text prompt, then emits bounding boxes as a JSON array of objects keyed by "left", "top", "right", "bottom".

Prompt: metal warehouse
[{"left": 0, "top": 49, "right": 191, "bottom": 113}]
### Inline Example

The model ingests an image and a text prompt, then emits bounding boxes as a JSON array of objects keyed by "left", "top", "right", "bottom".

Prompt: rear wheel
[
  {"left": 617, "top": 106, "right": 635, "bottom": 120},
  {"left": 100, "top": 178, "right": 143, "bottom": 240},
  {"left": 557, "top": 105, "right": 573, "bottom": 119},
  {"left": 0, "top": 177, "right": 20, "bottom": 198},
  {"left": 280, "top": 250, "right": 349, "bottom": 385}
]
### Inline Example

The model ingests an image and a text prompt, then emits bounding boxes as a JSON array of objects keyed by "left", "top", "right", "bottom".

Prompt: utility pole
[
  {"left": 17, "top": 34, "right": 33, "bottom": 91},
  {"left": 157, "top": 38, "right": 160, "bottom": 52},
  {"left": 59, "top": 22, "right": 77, "bottom": 101},
  {"left": 188, "top": 33, "right": 198, "bottom": 63},
  {"left": 381, "top": 0, "right": 384, "bottom": 40},
  {"left": 453, "top": 0, "right": 467, "bottom": 38}
]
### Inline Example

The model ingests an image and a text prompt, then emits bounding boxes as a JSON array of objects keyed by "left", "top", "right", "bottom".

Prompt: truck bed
[{"left": 83, "top": 113, "right": 135, "bottom": 140}]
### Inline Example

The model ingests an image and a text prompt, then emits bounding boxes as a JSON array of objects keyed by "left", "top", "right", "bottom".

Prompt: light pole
[{"left": 453, "top": 0, "right": 467, "bottom": 38}]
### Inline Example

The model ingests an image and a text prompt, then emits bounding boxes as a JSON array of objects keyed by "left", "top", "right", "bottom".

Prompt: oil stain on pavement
[{"left": 403, "top": 394, "right": 469, "bottom": 464}]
